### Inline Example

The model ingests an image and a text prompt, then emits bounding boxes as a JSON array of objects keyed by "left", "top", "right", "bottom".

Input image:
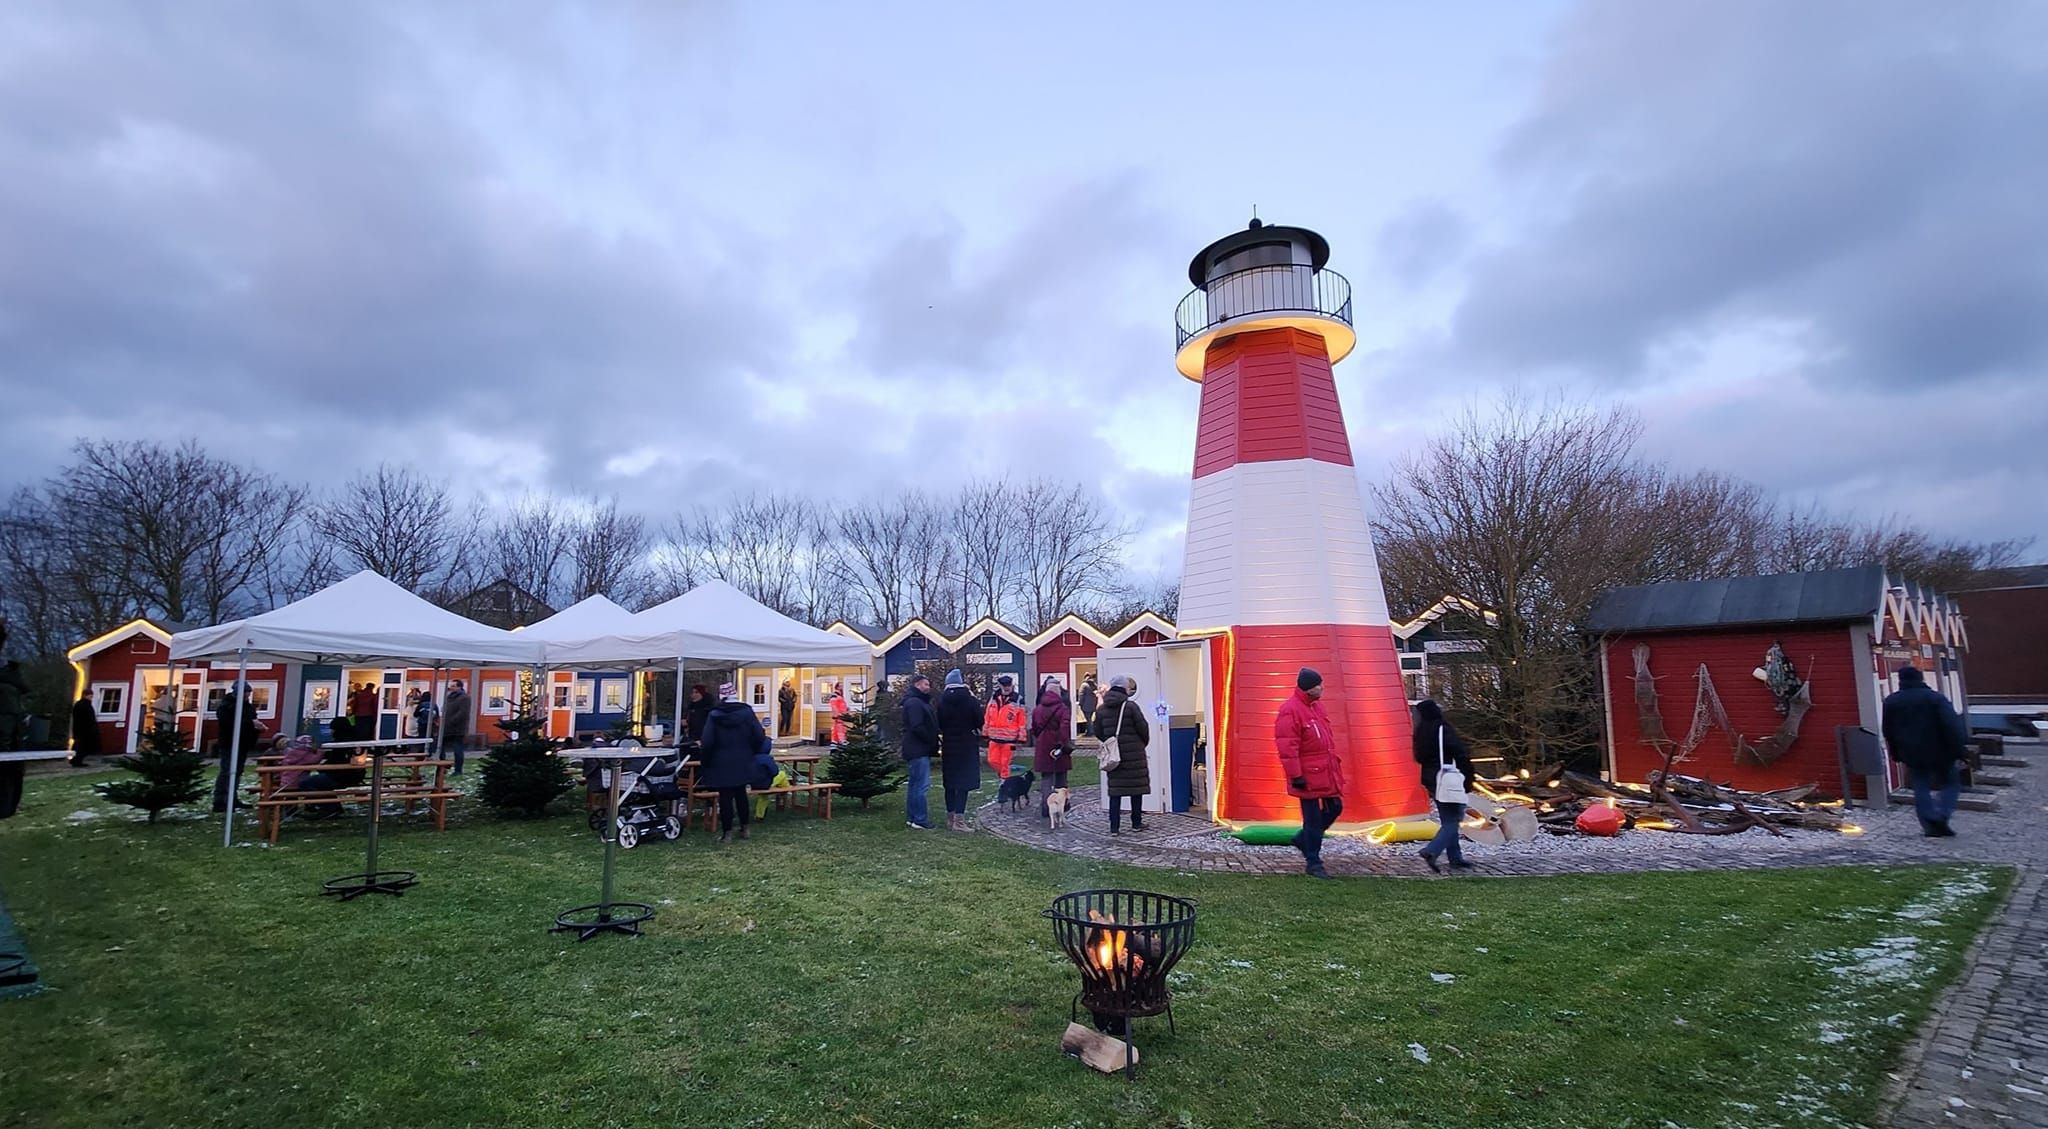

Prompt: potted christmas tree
[
  {"left": 478, "top": 690, "right": 575, "bottom": 818},
  {"left": 823, "top": 691, "right": 902, "bottom": 809},
  {"left": 94, "top": 722, "right": 209, "bottom": 823}
]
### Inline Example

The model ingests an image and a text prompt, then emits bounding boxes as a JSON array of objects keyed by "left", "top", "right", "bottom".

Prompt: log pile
[{"left": 1467, "top": 769, "right": 1855, "bottom": 838}]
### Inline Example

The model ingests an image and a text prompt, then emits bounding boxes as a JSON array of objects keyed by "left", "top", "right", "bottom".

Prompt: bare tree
[
  {"left": 951, "top": 478, "right": 1016, "bottom": 622},
  {"left": 47, "top": 439, "right": 305, "bottom": 624},
  {"left": 663, "top": 493, "right": 847, "bottom": 622},
  {"left": 834, "top": 493, "right": 924, "bottom": 626},
  {"left": 570, "top": 497, "right": 650, "bottom": 605},
  {"left": 308, "top": 465, "right": 479, "bottom": 595},
  {"left": 901, "top": 496, "right": 966, "bottom": 627},
  {"left": 488, "top": 496, "right": 577, "bottom": 610},
  {"left": 0, "top": 488, "right": 142, "bottom": 654},
  {"left": 1372, "top": 395, "right": 1644, "bottom": 763},
  {"left": 1012, "top": 479, "right": 1132, "bottom": 632}
]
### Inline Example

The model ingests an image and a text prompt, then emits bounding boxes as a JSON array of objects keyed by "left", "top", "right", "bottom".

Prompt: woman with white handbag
[{"left": 1411, "top": 699, "right": 1477, "bottom": 873}]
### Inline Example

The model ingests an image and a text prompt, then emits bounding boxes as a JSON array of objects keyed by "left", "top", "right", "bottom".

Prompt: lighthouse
[{"left": 1173, "top": 219, "right": 1427, "bottom": 824}]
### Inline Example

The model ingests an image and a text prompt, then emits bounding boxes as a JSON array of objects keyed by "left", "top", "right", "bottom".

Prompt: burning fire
[{"left": 1085, "top": 910, "right": 1146, "bottom": 987}]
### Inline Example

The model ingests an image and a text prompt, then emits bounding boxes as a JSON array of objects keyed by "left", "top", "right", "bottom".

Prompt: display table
[
  {"left": 314, "top": 739, "right": 433, "bottom": 900},
  {"left": 553, "top": 745, "right": 657, "bottom": 942},
  {"left": 0, "top": 750, "right": 71, "bottom": 821}
]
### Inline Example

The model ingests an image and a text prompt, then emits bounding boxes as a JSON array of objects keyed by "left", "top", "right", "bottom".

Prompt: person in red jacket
[{"left": 1275, "top": 667, "right": 1343, "bottom": 879}]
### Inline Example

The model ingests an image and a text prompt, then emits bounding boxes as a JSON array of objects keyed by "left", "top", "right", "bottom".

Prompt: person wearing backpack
[
  {"left": 1411, "top": 699, "right": 1477, "bottom": 873},
  {"left": 699, "top": 681, "right": 769, "bottom": 843},
  {"left": 1275, "top": 667, "right": 1343, "bottom": 878},
  {"left": 1091, "top": 675, "right": 1150, "bottom": 834}
]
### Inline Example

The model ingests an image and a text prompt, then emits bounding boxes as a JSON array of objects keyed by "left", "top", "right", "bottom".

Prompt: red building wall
[
  {"left": 1603, "top": 626, "right": 1866, "bottom": 796},
  {"left": 1953, "top": 587, "right": 2048, "bottom": 699},
  {"left": 79, "top": 633, "right": 166, "bottom": 753},
  {"left": 1032, "top": 632, "right": 1097, "bottom": 690}
]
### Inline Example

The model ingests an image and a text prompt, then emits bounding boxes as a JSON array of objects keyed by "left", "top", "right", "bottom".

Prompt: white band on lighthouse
[{"left": 1179, "top": 458, "right": 1393, "bottom": 630}]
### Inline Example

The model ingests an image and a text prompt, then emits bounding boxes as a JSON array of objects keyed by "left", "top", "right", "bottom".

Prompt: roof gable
[{"left": 67, "top": 619, "right": 173, "bottom": 664}]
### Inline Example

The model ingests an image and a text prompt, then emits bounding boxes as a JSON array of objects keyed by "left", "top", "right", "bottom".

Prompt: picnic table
[
  {"left": 773, "top": 749, "right": 825, "bottom": 786},
  {"left": 301, "top": 738, "right": 435, "bottom": 900},
  {"left": 554, "top": 744, "right": 658, "bottom": 942}
]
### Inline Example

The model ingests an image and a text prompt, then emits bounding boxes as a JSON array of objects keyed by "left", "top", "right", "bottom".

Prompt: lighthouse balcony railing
[{"left": 1175, "top": 264, "right": 1353, "bottom": 351}]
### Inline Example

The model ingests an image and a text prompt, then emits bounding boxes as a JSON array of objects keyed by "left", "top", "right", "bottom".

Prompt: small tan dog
[{"left": 1045, "top": 787, "right": 1071, "bottom": 830}]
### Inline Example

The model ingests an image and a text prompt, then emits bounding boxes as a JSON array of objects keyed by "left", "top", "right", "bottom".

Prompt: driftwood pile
[{"left": 1468, "top": 769, "right": 1854, "bottom": 838}]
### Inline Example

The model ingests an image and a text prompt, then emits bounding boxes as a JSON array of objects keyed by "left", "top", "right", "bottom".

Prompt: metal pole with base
[
  {"left": 321, "top": 744, "right": 421, "bottom": 900},
  {"left": 552, "top": 745, "right": 655, "bottom": 941}
]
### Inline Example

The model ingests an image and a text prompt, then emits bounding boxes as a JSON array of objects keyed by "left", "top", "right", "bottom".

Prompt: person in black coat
[
  {"left": 685, "top": 684, "right": 716, "bottom": 744},
  {"left": 935, "top": 669, "right": 983, "bottom": 832},
  {"left": 210, "top": 684, "right": 266, "bottom": 813},
  {"left": 70, "top": 694, "right": 102, "bottom": 766},
  {"left": 698, "top": 682, "right": 768, "bottom": 843},
  {"left": 1092, "top": 676, "right": 1152, "bottom": 834},
  {"left": 898, "top": 674, "right": 938, "bottom": 830},
  {"left": 1411, "top": 699, "right": 1477, "bottom": 873},
  {"left": 1883, "top": 665, "right": 1970, "bottom": 837}
]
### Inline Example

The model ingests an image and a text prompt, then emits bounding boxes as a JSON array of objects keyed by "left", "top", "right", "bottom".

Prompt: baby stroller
[{"left": 584, "top": 741, "right": 691, "bottom": 849}]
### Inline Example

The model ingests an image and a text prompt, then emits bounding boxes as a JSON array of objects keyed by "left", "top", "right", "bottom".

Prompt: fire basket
[{"left": 1044, "top": 889, "right": 1197, "bottom": 1075}]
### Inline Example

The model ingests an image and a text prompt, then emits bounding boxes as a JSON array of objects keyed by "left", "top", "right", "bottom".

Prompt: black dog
[{"left": 996, "top": 770, "right": 1036, "bottom": 811}]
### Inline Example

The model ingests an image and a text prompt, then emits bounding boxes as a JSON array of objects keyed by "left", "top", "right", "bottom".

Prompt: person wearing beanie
[
  {"left": 983, "top": 674, "right": 1028, "bottom": 780},
  {"left": 1276, "top": 667, "right": 1342, "bottom": 877},
  {"left": 1883, "top": 665, "right": 1969, "bottom": 836},
  {"left": 935, "top": 669, "right": 984, "bottom": 831},
  {"left": 698, "top": 680, "right": 769, "bottom": 844},
  {"left": 1092, "top": 675, "right": 1151, "bottom": 834}
]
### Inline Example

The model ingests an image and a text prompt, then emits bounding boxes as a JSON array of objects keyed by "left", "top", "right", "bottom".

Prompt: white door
[{"left": 1092, "top": 647, "right": 1172, "bottom": 813}]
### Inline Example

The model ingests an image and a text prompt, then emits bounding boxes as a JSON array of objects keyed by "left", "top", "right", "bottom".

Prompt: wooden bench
[
  {"left": 689, "top": 782, "right": 840, "bottom": 828},
  {"left": 252, "top": 757, "right": 458, "bottom": 845}
]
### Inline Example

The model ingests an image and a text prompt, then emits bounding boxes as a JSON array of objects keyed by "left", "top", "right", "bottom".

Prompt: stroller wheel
[
  {"left": 662, "top": 815, "right": 683, "bottom": 840},
  {"left": 588, "top": 810, "right": 607, "bottom": 833},
  {"left": 618, "top": 823, "right": 640, "bottom": 850}
]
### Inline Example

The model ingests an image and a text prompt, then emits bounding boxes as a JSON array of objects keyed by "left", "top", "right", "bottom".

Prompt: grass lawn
[{"left": 0, "top": 766, "right": 2009, "bottom": 1129}]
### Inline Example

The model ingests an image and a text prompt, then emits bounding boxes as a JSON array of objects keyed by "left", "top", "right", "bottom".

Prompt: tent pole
[
  {"left": 673, "top": 657, "right": 685, "bottom": 741},
  {"left": 430, "top": 662, "right": 444, "bottom": 761},
  {"left": 221, "top": 647, "right": 250, "bottom": 848}
]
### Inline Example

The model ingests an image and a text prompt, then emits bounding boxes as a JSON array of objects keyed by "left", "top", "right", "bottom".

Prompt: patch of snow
[
  {"left": 1473, "top": 946, "right": 1489, "bottom": 953},
  {"left": 1225, "top": 959, "right": 1254, "bottom": 969},
  {"left": 1407, "top": 1043, "right": 1430, "bottom": 1064},
  {"left": 65, "top": 809, "right": 100, "bottom": 823},
  {"left": 1429, "top": 973, "right": 1456, "bottom": 984},
  {"left": 1817, "top": 1022, "right": 1851, "bottom": 1045}
]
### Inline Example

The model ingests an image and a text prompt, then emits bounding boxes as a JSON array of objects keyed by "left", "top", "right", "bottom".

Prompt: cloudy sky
[{"left": 3, "top": 0, "right": 2043, "bottom": 575}]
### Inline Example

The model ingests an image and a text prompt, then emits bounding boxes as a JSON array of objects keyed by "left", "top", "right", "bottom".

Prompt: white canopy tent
[
  {"left": 171, "top": 570, "right": 543, "bottom": 845},
  {"left": 533, "top": 580, "right": 873, "bottom": 737},
  {"left": 517, "top": 594, "right": 643, "bottom": 669}
]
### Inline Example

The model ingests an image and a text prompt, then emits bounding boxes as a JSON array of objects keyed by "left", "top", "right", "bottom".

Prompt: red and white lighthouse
[{"left": 1173, "top": 220, "right": 1426, "bottom": 824}]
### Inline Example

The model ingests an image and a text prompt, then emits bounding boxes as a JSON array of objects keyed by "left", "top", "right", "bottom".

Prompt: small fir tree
[
  {"left": 478, "top": 690, "right": 575, "bottom": 818},
  {"left": 94, "top": 723, "right": 208, "bottom": 823},
  {"left": 824, "top": 692, "right": 902, "bottom": 809}
]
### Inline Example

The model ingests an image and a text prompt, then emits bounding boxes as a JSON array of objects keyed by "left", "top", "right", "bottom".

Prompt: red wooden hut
[{"left": 1585, "top": 565, "right": 1968, "bottom": 799}]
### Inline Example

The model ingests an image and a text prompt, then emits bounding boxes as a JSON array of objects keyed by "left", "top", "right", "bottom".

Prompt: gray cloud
[
  {"left": 1376, "top": 199, "right": 1469, "bottom": 289},
  {"left": 1452, "top": 0, "right": 2048, "bottom": 391}
]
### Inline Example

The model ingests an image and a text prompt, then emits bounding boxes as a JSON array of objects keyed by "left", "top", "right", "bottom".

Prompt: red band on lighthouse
[{"left": 1192, "top": 328, "right": 1354, "bottom": 479}]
